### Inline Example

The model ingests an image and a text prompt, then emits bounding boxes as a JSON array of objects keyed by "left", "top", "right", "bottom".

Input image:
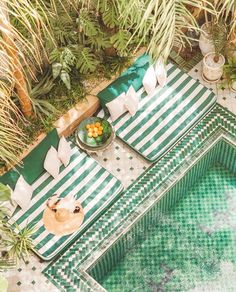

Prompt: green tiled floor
[{"left": 100, "top": 164, "right": 236, "bottom": 291}]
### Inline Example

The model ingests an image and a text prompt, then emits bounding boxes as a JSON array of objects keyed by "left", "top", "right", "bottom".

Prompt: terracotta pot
[
  {"left": 199, "top": 23, "right": 215, "bottom": 56},
  {"left": 202, "top": 52, "right": 225, "bottom": 83}
]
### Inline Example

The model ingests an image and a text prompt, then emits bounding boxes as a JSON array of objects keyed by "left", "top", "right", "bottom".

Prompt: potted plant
[
  {"left": 202, "top": 22, "right": 227, "bottom": 82},
  {"left": 200, "top": 1, "right": 236, "bottom": 82},
  {"left": 224, "top": 57, "right": 236, "bottom": 92},
  {"left": 199, "top": 22, "right": 215, "bottom": 56}
]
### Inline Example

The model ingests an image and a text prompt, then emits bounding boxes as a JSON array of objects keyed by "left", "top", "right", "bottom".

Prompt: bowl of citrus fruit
[{"left": 76, "top": 117, "right": 113, "bottom": 148}]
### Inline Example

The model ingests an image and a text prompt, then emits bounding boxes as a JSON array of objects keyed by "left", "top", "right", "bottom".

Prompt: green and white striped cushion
[
  {"left": 9, "top": 143, "right": 123, "bottom": 260},
  {"left": 97, "top": 63, "right": 216, "bottom": 162}
]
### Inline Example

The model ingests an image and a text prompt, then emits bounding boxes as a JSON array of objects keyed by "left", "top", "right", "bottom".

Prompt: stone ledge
[{"left": 54, "top": 94, "right": 100, "bottom": 137}]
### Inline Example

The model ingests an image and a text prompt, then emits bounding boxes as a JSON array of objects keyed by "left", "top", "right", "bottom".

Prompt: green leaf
[
  {"left": 100, "top": 1, "right": 119, "bottom": 28},
  {"left": 78, "top": 9, "right": 100, "bottom": 37},
  {"left": 76, "top": 48, "right": 99, "bottom": 74},
  {"left": 0, "top": 183, "right": 11, "bottom": 202},
  {"left": 60, "top": 70, "right": 71, "bottom": 90},
  {"left": 60, "top": 48, "right": 76, "bottom": 68},
  {"left": 52, "top": 63, "right": 62, "bottom": 79},
  {"left": 110, "top": 30, "right": 131, "bottom": 56},
  {"left": 87, "top": 32, "right": 111, "bottom": 51},
  {"left": 49, "top": 48, "right": 61, "bottom": 63}
]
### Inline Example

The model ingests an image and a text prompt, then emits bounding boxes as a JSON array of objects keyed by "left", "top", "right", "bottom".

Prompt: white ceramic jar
[
  {"left": 199, "top": 23, "right": 215, "bottom": 56},
  {"left": 202, "top": 52, "right": 225, "bottom": 82}
]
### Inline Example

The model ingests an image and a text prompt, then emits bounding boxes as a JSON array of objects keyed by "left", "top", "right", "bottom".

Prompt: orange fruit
[
  {"left": 99, "top": 126, "right": 103, "bottom": 131},
  {"left": 86, "top": 124, "right": 90, "bottom": 130},
  {"left": 98, "top": 130, "right": 103, "bottom": 136},
  {"left": 95, "top": 122, "right": 101, "bottom": 127},
  {"left": 94, "top": 127, "right": 98, "bottom": 132},
  {"left": 92, "top": 132, "right": 98, "bottom": 138},
  {"left": 88, "top": 132, "right": 93, "bottom": 138},
  {"left": 90, "top": 124, "right": 95, "bottom": 129}
]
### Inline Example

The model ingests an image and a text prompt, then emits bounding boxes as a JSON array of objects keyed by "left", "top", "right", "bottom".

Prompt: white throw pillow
[
  {"left": 44, "top": 146, "right": 61, "bottom": 178},
  {"left": 124, "top": 85, "right": 139, "bottom": 116},
  {"left": 58, "top": 136, "right": 72, "bottom": 167},
  {"left": 12, "top": 175, "right": 33, "bottom": 211},
  {"left": 142, "top": 65, "right": 157, "bottom": 95},
  {"left": 155, "top": 57, "right": 167, "bottom": 87},
  {"left": 106, "top": 92, "right": 127, "bottom": 121}
]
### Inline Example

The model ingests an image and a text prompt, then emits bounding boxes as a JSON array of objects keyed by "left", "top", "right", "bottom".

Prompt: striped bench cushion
[
  {"left": 97, "top": 62, "right": 216, "bottom": 162},
  {"left": 9, "top": 143, "right": 123, "bottom": 260}
]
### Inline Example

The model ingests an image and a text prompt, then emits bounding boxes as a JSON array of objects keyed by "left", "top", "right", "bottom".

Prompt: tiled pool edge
[
  {"left": 88, "top": 139, "right": 236, "bottom": 284},
  {"left": 43, "top": 104, "right": 236, "bottom": 291}
]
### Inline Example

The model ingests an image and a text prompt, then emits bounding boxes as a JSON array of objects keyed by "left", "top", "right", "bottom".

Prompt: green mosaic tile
[
  {"left": 169, "top": 50, "right": 203, "bottom": 72},
  {"left": 43, "top": 104, "right": 236, "bottom": 292},
  {"left": 99, "top": 165, "right": 236, "bottom": 291}
]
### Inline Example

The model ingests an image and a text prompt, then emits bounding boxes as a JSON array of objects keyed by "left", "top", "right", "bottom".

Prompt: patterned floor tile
[
  {"left": 5, "top": 59, "right": 236, "bottom": 292},
  {"left": 188, "top": 63, "right": 236, "bottom": 116},
  {"left": 4, "top": 138, "right": 149, "bottom": 292},
  {"left": 91, "top": 139, "right": 150, "bottom": 189}
]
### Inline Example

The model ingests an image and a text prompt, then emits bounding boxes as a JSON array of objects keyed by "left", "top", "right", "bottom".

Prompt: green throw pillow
[
  {"left": 0, "top": 129, "right": 60, "bottom": 188},
  {"left": 97, "top": 54, "right": 151, "bottom": 112}
]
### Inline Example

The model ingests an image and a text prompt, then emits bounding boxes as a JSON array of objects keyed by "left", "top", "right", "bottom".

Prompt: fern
[
  {"left": 76, "top": 48, "right": 99, "bottom": 74},
  {"left": 110, "top": 30, "right": 131, "bottom": 56}
]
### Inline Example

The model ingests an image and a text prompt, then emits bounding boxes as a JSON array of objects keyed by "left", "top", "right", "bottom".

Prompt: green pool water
[{"left": 100, "top": 164, "right": 236, "bottom": 291}]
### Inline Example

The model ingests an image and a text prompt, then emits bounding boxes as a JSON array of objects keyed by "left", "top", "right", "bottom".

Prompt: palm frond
[
  {"left": 0, "top": 80, "right": 26, "bottom": 167},
  {"left": 117, "top": 0, "right": 215, "bottom": 62}
]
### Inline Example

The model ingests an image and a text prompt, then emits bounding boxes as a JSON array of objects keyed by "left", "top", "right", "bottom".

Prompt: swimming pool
[
  {"left": 88, "top": 139, "right": 236, "bottom": 291},
  {"left": 43, "top": 105, "right": 236, "bottom": 291}
]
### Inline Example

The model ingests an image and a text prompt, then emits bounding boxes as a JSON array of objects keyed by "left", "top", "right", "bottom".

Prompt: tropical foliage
[
  {"left": 0, "top": 0, "right": 235, "bottom": 167},
  {"left": 224, "top": 57, "right": 236, "bottom": 83},
  {"left": 46, "top": 0, "right": 135, "bottom": 89},
  {"left": 0, "top": 184, "right": 35, "bottom": 273},
  {"left": 116, "top": 0, "right": 215, "bottom": 61},
  {"left": 0, "top": 0, "right": 53, "bottom": 166},
  {"left": 0, "top": 81, "right": 26, "bottom": 166}
]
